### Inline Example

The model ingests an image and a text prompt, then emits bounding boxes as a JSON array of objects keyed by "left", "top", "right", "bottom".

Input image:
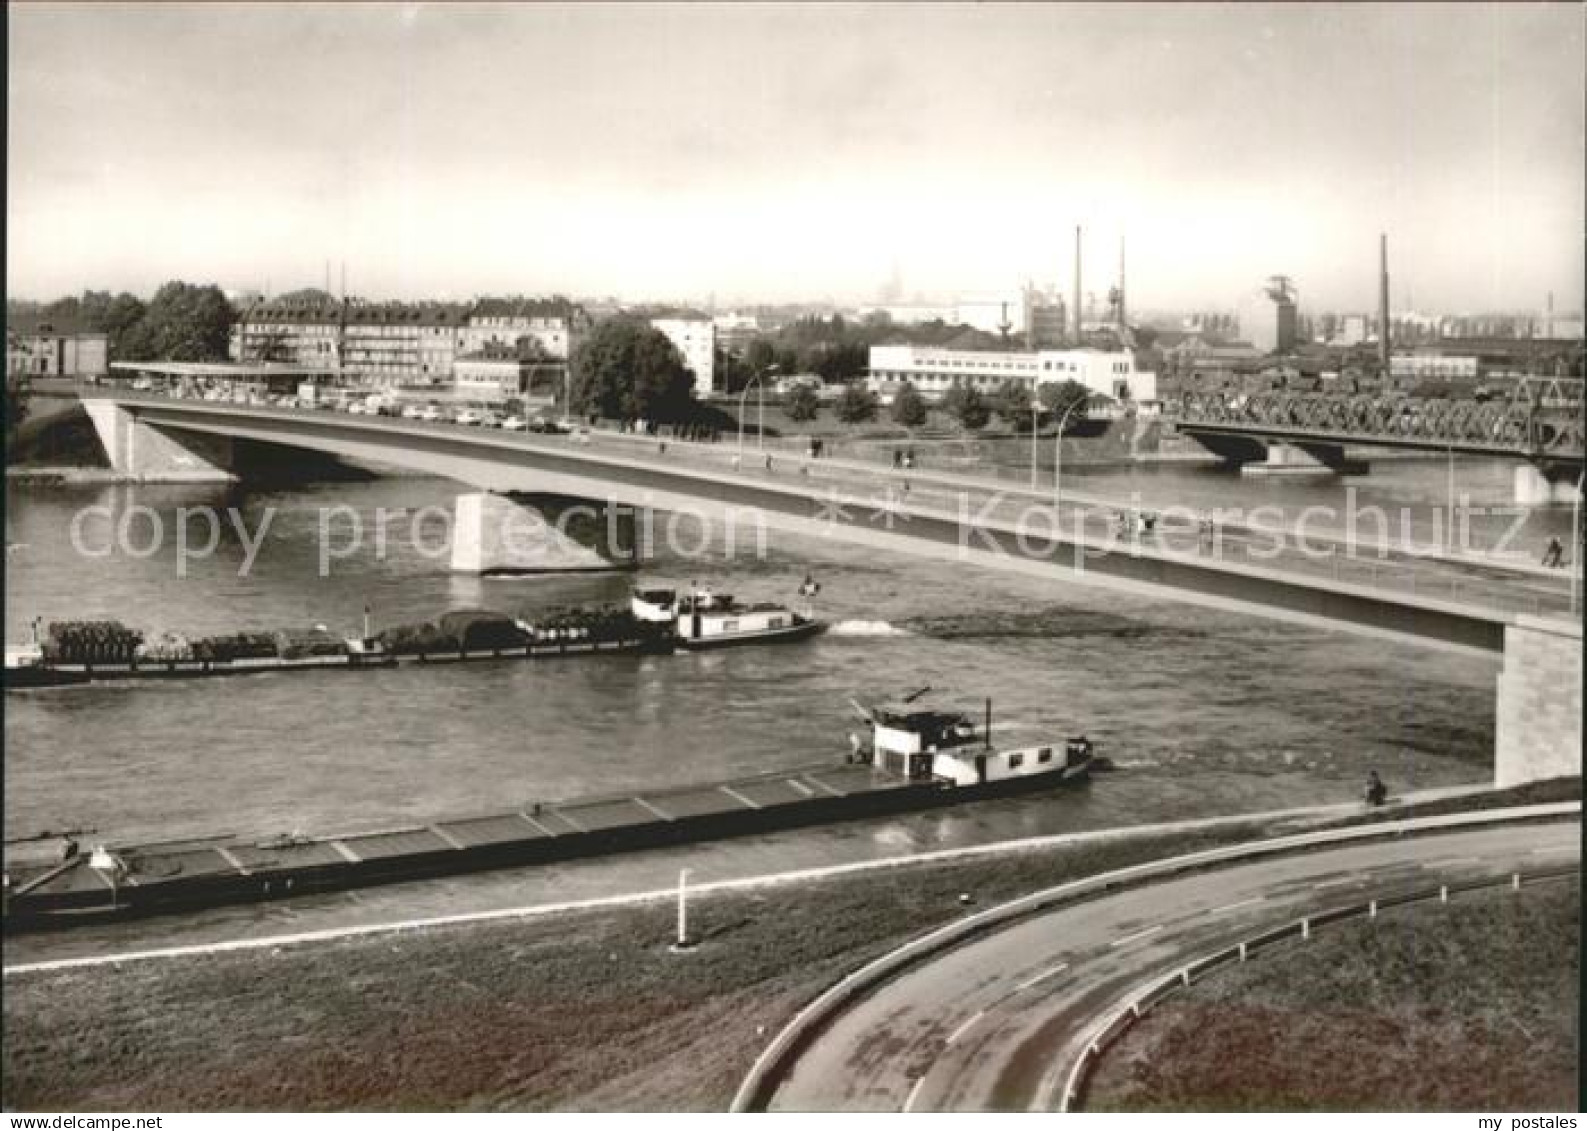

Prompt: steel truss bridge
[{"left": 1171, "top": 376, "right": 1584, "bottom": 465}]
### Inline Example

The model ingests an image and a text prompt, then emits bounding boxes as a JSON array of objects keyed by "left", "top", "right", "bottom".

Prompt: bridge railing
[{"left": 1171, "top": 390, "right": 1584, "bottom": 459}]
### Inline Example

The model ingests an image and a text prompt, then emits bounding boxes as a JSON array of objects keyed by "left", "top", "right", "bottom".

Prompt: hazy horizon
[{"left": 8, "top": 2, "right": 1584, "bottom": 315}]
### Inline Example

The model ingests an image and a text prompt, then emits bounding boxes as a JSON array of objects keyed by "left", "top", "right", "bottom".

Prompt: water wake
[{"left": 826, "top": 619, "right": 912, "bottom": 637}]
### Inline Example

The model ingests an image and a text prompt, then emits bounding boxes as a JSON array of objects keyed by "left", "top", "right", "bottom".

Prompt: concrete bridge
[
  {"left": 80, "top": 393, "right": 1581, "bottom": 787},
  {"left": 1171, "top": 379, "right": 1585, "bottom": 503}
]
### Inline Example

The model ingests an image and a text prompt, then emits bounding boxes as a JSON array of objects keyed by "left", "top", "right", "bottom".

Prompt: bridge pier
[
  {"left": 1494, "top": 615, "right": 1582, "bottom": 787},
  {"left": 450, "top": 491, "right": 638, "bottom": 574},
  {"left": 82, "top": 400, "right": 235, "bottom": 482},
  {"left": 1240, "top": 441, "right": 1368, "bottom": 478},
  {"left": 1512, "top": 463, "right": 1579, "bottom": 506}
]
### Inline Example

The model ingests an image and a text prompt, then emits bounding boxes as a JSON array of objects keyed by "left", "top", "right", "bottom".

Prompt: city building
[
  {"left": 6, "top": 313, "right": 109, "bottom": 378},
  {"left": 1389, "top": 353, "right": 1480, "bottom": 380},
  {"left": 230, "top": 295, "right": 587, "bottom": 388},
  {"left": 1238, "top": 278, "right": 1299, "bottom": 354},
  {"left": 1023, "top": 284, "right": 1069, "bottom": 349},
  {"left": 953, "top": 295, "right": 1026, "bottom": 337},
  {"left": 461, "top": 297, "right": 588, "bottom": 360},
  {"left": 867, "top": 344, "right": 1157, "bottom": 409},
  {"left": 712, "top": 311, "right": 766, "bottom": 353},
  {"left": 648, "top": 312, "right": 717, "bottom": 397},
  {"left": 340, "top": 301, "right": 472, "bottom": 386},
  {"left": 453, "top": 340, "right": 565, "bottom": 406}
]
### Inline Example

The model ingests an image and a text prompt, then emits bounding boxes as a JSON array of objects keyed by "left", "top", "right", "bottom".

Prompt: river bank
[
  {"left": 1087, "top": 878, "right": 1579, "bottom": 1111},
  {"left": 4, "top": 780, "right": 1575, "bottom": 1111}
]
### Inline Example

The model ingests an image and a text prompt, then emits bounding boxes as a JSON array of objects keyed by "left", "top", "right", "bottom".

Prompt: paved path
[{"left": 766, "top": 818, "right": 1579, "bottom": 1112}]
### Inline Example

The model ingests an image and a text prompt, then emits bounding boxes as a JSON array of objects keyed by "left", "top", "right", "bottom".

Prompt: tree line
[{"left": 9, "top": 282, "right": 237, "bottom": 362}]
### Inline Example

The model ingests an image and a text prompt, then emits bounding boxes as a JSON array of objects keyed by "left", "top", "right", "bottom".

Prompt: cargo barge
[
  {"left": 5, "top": 586, "right": 822, "bottom": 690},
  {"left": 2, "top": 694, "right": 1095, "bottom": 932}
]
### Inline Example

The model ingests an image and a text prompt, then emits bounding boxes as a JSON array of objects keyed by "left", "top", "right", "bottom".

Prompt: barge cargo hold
[{"left": 2, "top": 699, "right": 1095, "bottom": 932}]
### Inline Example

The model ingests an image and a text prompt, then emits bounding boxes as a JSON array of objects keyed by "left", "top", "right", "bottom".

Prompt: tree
[
  {"left": 833, "top": 382, "right": 878, "bottom": 424},
  {"left": 569, "top": 319, "right": 695, "bottom": 424},
  {"left": 891, "top": 382, "right": 928, "bottom": 428},
  {"left": 939, "top": 380, "right": 990, "bottom": 430},
  {"left": 5, "top": 349, "right": 30, "bottom": 448},
  {"left": 993, "top": 379, "right": 1037, "bottom": 430},
  {"left": 117, "top": 282, "right": 235, "bottom": 362},
  {"left": 1038, "top": 379, "right": 1091, "bottom": 425},
  {"left": 784, "top": 383, "right": 820, "bottom": 422}
]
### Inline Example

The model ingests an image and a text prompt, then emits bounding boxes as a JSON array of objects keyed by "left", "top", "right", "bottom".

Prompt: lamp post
[
  {"left": 737, "top": 364, "right": 778, "bottom": 457},
  {"left": 1052, "top": 395, "right": 1087, "bottom": 510},
  {"left": 1029, "top": 395, "right": 1041, "bottom": 488},
  {"left": 1573, "top": 470, "right": 1584, "bottom": 617},
  {"left": 737, "top": 376, "right": 761, "bottom": 459}
]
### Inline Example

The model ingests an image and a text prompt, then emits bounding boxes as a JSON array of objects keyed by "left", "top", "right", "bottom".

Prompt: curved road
[{"left": 765, "top": 819, "right": 1580, "bottom": 1112}]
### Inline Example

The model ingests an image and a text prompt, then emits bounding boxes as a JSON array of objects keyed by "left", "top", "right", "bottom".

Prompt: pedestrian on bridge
[{"left": 1542, "top": 536, "right": 1564, "bottom": 568}]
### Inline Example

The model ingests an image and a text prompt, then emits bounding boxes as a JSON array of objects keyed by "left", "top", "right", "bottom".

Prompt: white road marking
[
  {"left": 632, "top": 797, "right": 672, "bottom": 822},
  {"left": 785, "top": 778, "right": 815, "bottom": 797},
  {"left": 214, "top": 846, "right": 252, "bottom": 876},
  {"left": 1209, "top": 896, "right": 1263, "bottom": 914},
  {"left": 328, "top": 840, "right": 361, "bottom": 864},
  {"left": 1111, "top": 924, "right": 1163, "bottom": 948},
  {"left": 946, "top": 1010, "right": 984, "bottom": 1046},
  {"left": 1311, "top": 877, "right": 1356, "bottom": 890},
  {"left": 1423, "top": 856, "right": 1481, "bottom": 868},
  {"left": 428, "top": 825, "right": 466, "bottom": 850},
  {"left": 1529, "top": 844, "right": 1576, "bottom": 855},
  {"left": 1017, "top": 962, "right": 1069, "bottom": 992},
  {"left": 720, "top": 785, "right": 761, "bottom": 810},
  {"left": 902, "top": 1074, "right": 927, "bottom": 1113}
]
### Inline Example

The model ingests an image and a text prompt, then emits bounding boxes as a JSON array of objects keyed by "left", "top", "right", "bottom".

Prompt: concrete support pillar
[
  {"left": 82, "top": 400, "right": 235, "bottom": 482},
  {"left": 1240, "top": 440, "right": 1367, "bottom": 478},
  {"left": 1241, "top": 441, "right": 1332, "bottom": 477},
  {"left": 1494, "top": 615, "right": 1582, "bottom": 787},
  {"left": 1513, "top": 463, "right": 1577, "bottom": 506},
  {"left": 450, "top": 491, "right": 635, "bottom": 574}
]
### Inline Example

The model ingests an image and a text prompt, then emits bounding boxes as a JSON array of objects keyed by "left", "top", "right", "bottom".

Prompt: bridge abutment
[
  {"left": 1494, "top": 615, "right": 1582, "bottom": 787},
  {"left": 82, "top": 401, "right": 236, "bottom": 482},
  {"left": 449, "top": 491, "right": 638, "bottom": 574},
  {"left": 1512, "top": 463, "right": 1579, "bottom": 506}
]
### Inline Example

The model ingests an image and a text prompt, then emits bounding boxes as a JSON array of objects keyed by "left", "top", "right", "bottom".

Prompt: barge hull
[{"left": 3, "top": 762, "right": 1090, "bottom": 932}]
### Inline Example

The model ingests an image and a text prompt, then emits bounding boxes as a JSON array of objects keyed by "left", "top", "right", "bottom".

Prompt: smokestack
[
  {"left": 1118, "top": 235, "right": 1128, "bottom": 330},
  {"left": 1073, "top": 226, "right": 1083, "bottom": 344},
  {"left": 1378, "top": 233, "right": 1391, "bottom": 374}
]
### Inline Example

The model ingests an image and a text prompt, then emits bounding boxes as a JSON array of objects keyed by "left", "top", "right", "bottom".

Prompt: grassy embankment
[
  {"left": 1086, "top": 879, "right": 1580, "bottom": 1112},
  {"left": 5, "top": 778, "right": 1577, "bottom": 1111}
]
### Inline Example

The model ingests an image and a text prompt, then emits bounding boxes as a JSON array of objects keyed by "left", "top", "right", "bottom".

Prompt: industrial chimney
[
  {"left": 1117, "top": 235, "right": 1127, "bottom": 330},
  {"left": 1378, "top": 234, "right": 1391, "bottom": 375},
  {"left": 1073, "top": 226, "right": 1083, "bottom": 344}
]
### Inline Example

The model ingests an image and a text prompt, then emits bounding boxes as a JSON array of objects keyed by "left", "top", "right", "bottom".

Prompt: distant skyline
[{"left": 8, "top": 3, "right": 1585, "bottom": 314}]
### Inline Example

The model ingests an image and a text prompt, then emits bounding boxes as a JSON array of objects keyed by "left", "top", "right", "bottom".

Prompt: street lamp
[
  {"left": 1029, "top": 394, "right": 1041, "bottom": 488},
  {"left": 1052, "top": 394, "right": 1088, "bottom": 509},
  {"left": 1573, "top": 469, "right": 1584, "bottom": 617},
  {"left": 737, "top": 364, "right": 778, "bottom": 457}
]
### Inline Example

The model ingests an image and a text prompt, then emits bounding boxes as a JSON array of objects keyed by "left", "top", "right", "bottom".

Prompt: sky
[{"left": 8, "top": 2, "right": 1584, "bottom": 314}]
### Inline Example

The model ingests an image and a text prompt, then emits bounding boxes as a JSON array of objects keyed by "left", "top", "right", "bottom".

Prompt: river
[{"left": 2, "top": 455, "right": 1544, "bottom": 960}]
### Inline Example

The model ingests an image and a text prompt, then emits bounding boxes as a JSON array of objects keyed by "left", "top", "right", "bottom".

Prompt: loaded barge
[
  {"left": 5, "top": 586, "right": 822, "bottom": 690},
  {"left": 3, "top": 694, "right": 1095, "bottom": 932}
]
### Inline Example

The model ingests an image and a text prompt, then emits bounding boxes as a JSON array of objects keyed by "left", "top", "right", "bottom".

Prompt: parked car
[
  {"left": 418, "top": 405, "right": 445, "bottom": 423},
  {"left": 499, "top": 415, "right": 527, "bottom": 432},
  {"left": 401, "top": 404, "right": 426, "bottom": 420},
  {"left": 131, "top": 377, "right": 153, "bottom": 392},
  {"left": 454, "top": 408, "right": 483, "bottom": 426},
  {"left": 477, "top": 410, "right": 502, "bottom": 428}
]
